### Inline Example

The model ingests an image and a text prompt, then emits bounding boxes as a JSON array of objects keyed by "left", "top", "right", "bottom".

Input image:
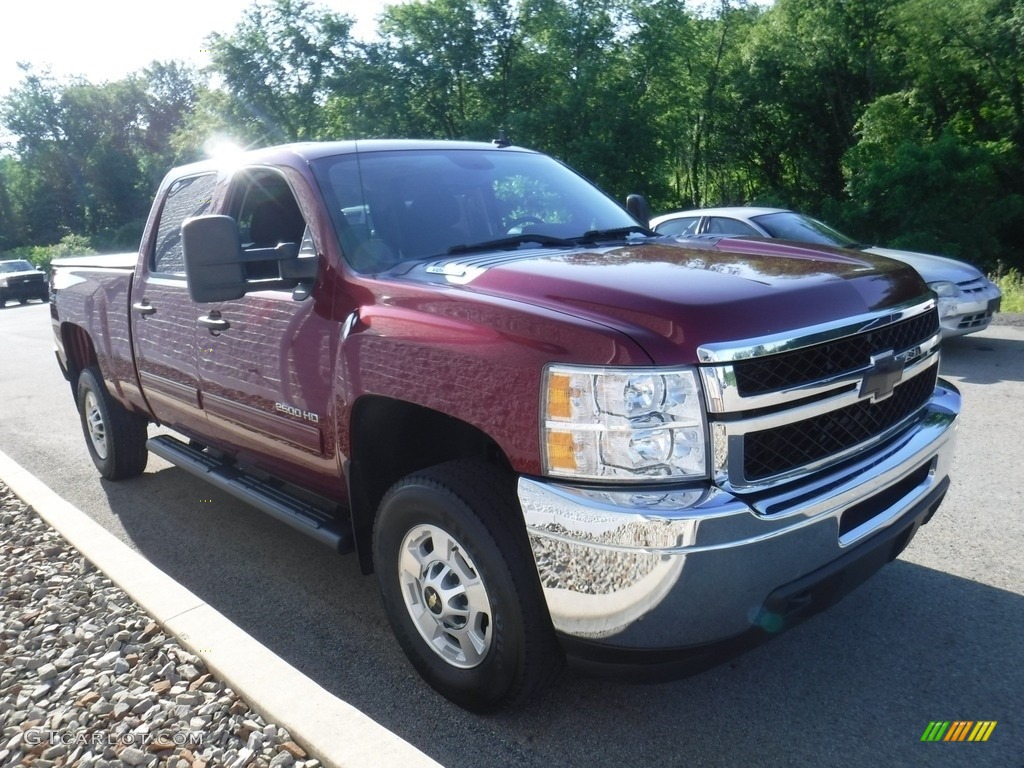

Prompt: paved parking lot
[{"left": 1, "top": 301, "right": 1020, "bottom": 767}]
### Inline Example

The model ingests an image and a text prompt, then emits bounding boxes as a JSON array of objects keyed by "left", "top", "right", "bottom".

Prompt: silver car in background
[{"left": 650, "top": 207, "right": 1002, "bottom": 338}]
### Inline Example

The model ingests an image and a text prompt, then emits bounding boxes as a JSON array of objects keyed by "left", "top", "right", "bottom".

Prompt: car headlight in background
[
  {"left": 542, "top": 364, "right": 707, "bottom": 482},
  {"left": 929, "top": 281, "right": 959, "bottom": 317},
  {"left": 929, "top": 280, "right": 958, "bottom": 298}
]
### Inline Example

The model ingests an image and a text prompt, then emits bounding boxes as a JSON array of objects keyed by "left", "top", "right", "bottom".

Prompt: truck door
[
  {"left": 131, "top": 172, "right": 217, "bottom": 437},
  {"left": 193, "top": 167, "right": 341, "bottom": 498}
]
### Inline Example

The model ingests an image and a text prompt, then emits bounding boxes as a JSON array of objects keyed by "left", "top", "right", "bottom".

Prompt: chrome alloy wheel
[
  {"left": 398, "top": 523, "right": 493, "bottom": 668},
  {"left": 83, "top": 390, "right": 108, "bottom": 460}
]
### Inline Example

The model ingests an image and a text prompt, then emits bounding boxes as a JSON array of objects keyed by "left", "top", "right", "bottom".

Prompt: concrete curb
[{"left": 0, "top": 448, "right": 442, "bottom": 768}]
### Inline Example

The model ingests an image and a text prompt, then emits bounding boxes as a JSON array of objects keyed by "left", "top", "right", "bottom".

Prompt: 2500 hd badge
[{"left": 275, "top": 402, "right": 320, "bottom": 423}]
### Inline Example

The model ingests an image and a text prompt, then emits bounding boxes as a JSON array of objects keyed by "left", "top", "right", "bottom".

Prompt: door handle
[
  {"left": 132, "top": 300, "right": 156, "bottom": 316},
  {"left": 198, "top": 312, "right": 230, "bottom": 333}
]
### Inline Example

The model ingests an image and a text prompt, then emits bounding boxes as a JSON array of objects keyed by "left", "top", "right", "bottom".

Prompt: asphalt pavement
[{"left": 1, "top": 300, "right": 1021, "bottom": 767}]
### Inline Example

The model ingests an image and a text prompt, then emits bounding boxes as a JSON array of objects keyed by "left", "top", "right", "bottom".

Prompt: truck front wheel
[
  {"left": 77, "top": 367, "right": 149, "bottom": 480},
  {"left": 373, "top": 460, "right": 562, "bottom": 711}
]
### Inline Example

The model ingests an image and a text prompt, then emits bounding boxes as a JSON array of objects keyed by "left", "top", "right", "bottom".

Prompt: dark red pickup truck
[{"left": 50, "top": 140, "right": 960, "bottom": 710}]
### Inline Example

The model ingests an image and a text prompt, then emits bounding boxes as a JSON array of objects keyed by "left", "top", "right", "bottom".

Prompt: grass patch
[{"left": 993, "top": 269, "right": 1024, "bottom": 313}]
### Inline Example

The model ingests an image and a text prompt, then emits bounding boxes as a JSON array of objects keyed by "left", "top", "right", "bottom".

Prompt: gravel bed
[{"left": 0, "top": 483, "right": 318, "bottom": 768}]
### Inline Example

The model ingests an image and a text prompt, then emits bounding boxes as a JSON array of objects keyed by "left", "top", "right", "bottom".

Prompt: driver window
[
  {"left": 234, "top": 173, "right": 305, "bottom": 247},
  {"left": 230, "top": 170, "right": 307, "bottom": 280}
]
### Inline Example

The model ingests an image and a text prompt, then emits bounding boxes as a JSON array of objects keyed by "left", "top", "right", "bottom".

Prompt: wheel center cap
[{"left": 424, "top": 586, "right": 442, "bottom": 615}]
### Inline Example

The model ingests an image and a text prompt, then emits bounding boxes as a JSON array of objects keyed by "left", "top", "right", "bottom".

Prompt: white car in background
[{"left": 650, "top": 207, "right": 1002, "bottom": 338}]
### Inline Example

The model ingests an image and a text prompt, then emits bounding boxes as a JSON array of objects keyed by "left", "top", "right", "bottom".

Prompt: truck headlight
[{"left": 542, "top": 364, "right": 708, "bottom": 482}]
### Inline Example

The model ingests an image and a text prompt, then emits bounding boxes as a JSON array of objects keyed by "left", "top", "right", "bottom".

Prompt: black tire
[
  {"left": 19, "top": 298, "right": 28, "bottom": 305},
  {"left": 373, "top": 459, "right": 563, "bottom": 711},
  {"left": 77, "top": 366, "right": 149, "bottom": 480}
]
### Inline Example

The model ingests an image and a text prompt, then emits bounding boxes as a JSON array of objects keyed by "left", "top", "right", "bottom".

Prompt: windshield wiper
[
  {"left": 445, "top": 226, "right": 655, "bottom": 257},
  {"left": 447, "top": 233, "right": 575, "bottom": 255},
  {"left": 576, "top": 225, "right": 655, "bottom": 243}
]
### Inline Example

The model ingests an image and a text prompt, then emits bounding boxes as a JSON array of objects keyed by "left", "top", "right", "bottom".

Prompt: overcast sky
[{"left": 0, "top": 0, "right": 396, "bottom": 99}]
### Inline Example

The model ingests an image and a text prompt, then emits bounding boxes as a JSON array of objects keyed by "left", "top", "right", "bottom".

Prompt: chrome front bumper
[{"left": 518, "top": 381, "right": 960, "bottom": 653}]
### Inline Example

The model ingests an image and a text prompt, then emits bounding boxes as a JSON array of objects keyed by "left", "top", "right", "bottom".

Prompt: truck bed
[{"left": 50, "top": 252, "right": 141, "bottom": 411}]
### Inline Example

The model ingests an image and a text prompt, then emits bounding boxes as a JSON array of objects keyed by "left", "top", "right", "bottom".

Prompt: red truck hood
[{"left": 413, "top": 237, "right": 927, "bottom": 364}]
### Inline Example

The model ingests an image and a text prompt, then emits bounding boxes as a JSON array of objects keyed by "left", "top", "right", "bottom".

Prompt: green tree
[
  {"left": 729, "top": 0, "right": 901, "bottom": 211},
  {"left": 838, "top": 0, "right": 1024, "bottom": 269},
  {"left": 204, "top": 0, "right": 357, "bottom": 144},
  {"left": 140, "top": 61, "right": 202, "bottom": 172},
  {"left": 895, "top": 0, "right": 1024, "bottom": 151},
  {"left": 507, "top": 0, "right": 663, "bottom": 198},
  {"left": 843, "top": 132, "right": 1024, "bottom": 269},
  {"left": 630, "top": 0, "right": 762, "bottom": 210},
  {"left": 1, "top": 68, "right": 94, "bottom": 243},
  {"left": 0, "top": 63, "right": 201, "bottom": 249},
  {"left": 370, "top": 0, "right": 488, "bottom": 138},
  {"left": 0, "top": 159, "right": 18, "bottom": 252}
]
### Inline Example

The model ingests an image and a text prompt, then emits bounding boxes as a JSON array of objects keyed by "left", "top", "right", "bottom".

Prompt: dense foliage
[{"left": 1, "top": 0, "right": 1021, "bottom": 272}]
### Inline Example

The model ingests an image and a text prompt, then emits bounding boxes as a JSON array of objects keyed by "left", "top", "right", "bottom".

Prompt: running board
[{"left": 147, "top": 435, "right": 353, "bottom": 553}]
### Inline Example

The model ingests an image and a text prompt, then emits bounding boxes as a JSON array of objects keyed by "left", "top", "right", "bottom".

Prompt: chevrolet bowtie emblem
[{"left": 860, "top": 350, "right": 904, "bottom": 402}]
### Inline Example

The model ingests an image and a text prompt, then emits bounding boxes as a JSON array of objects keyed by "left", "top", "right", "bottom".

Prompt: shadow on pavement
[{"left": 940, "top": 331, "right": 1024, "bottom": 385}]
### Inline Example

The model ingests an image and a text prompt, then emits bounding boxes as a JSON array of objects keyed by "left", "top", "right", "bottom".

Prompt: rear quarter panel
[{"left": 51, "top": 254, "right": 144, "bottom": 411}]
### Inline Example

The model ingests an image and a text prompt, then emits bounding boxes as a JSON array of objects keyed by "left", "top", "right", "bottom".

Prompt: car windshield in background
[
  {"left": 751, "top": 212, "right": 858, "bottom": 248},
  {"left": 311, "top": 148, "right": 638, "bottom": 272},
  {"left": 0, "top": 260, "right": 35, "bottom": 273}
]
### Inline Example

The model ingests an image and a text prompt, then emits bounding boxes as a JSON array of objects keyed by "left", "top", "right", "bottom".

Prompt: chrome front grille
[
  {"left": 699, "top": 299, "right": 941, "bottom": 494},
  {"left": 10, "top": 274, "right": 44, "bottom": 287},
  {"left": 743, "top": 365, "right": 937, "bottom": 481},
  {"left": 733, "top": 310, "right": 938, "bottom": 396}
]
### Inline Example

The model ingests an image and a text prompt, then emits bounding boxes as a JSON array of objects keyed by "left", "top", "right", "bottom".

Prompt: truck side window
[
  {"left": 235, "top": 177, "right": 305, "bottom": 247},
  {"left": 152, "top": 174, "right": 218, "bottom": 276},
  {"left": 230, "top": 169, "right": 307, "bottom": 280}
]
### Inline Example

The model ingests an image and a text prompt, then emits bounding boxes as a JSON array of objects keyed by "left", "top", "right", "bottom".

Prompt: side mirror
[
  {"left": 182, "top": 215, "right": 319, "bottom": 303},
  {"left": 626, "top": 194, "right": 650, "bottom": 227},
  {"left": 182, "top": 215, "right": 246, "bottom": 303}
]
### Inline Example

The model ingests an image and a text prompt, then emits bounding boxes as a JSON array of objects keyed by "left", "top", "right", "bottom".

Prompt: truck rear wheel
[
  {"left": 77, "top": 367, "right": 149, "bottom": 480},
  {"left": 372, "top": 460, "right": 562, "bottom": 711}
]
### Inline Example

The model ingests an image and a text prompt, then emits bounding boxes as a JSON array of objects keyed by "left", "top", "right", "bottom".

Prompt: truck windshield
[
  {"left": 310, "top": 148, "right": 639, "bottom": 272},
  {"left": 0, "top": 260, "right": 35, "bottom": 273}
]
